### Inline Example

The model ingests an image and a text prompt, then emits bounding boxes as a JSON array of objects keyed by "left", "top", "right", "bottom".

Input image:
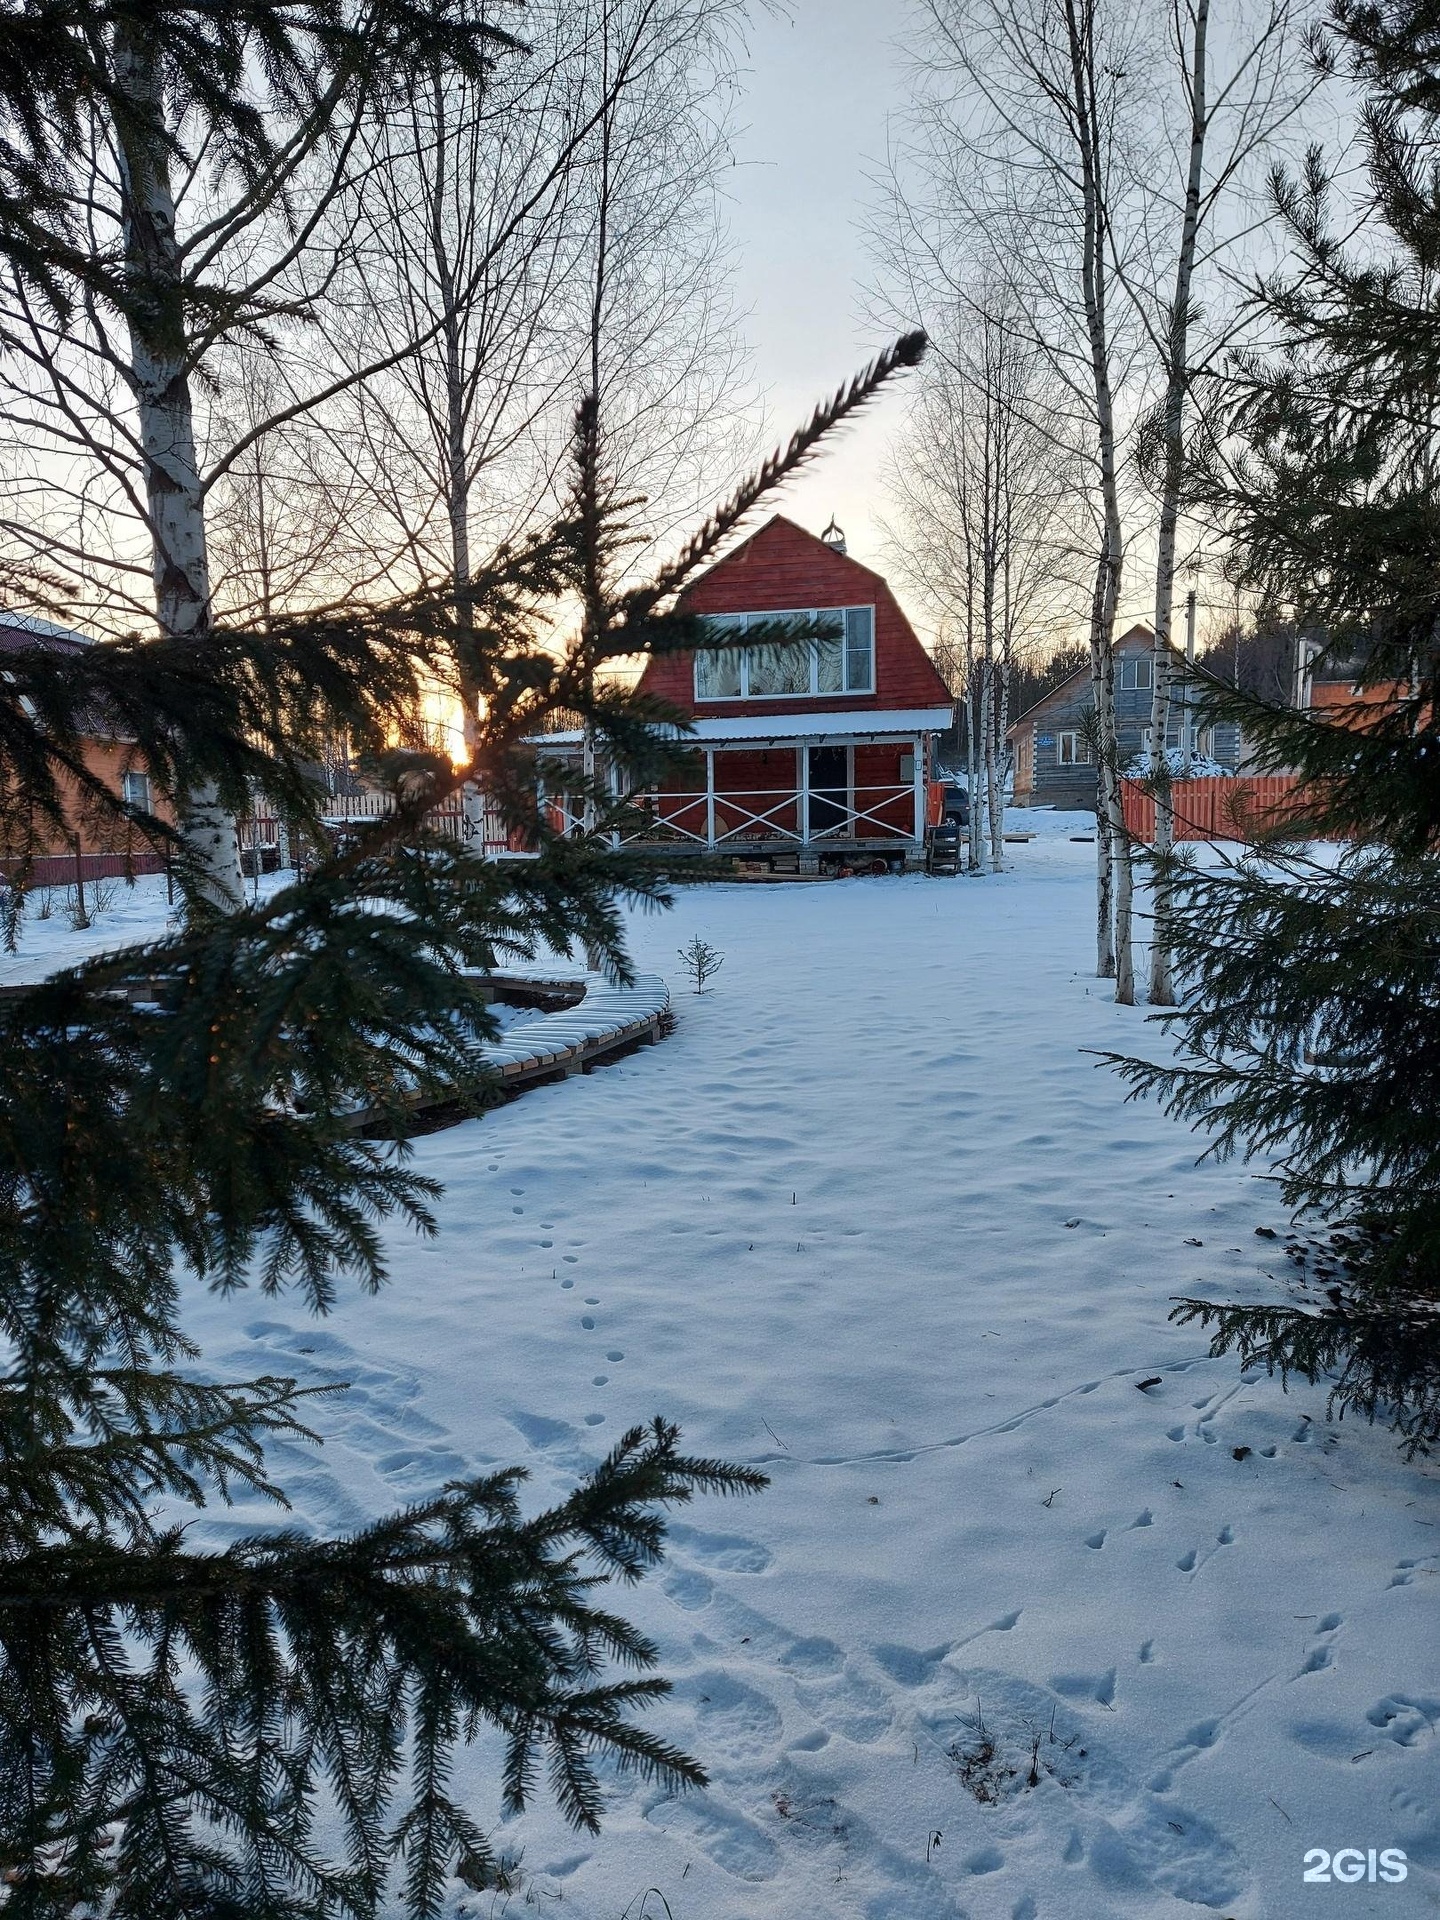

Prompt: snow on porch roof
[{"left": 537, "top": 706, "right": 955, "bottom": 748}]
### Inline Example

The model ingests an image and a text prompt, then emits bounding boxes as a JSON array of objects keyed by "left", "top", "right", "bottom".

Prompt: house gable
[{"left": 637, "top": 516, "right": 952, "bottom": 721}]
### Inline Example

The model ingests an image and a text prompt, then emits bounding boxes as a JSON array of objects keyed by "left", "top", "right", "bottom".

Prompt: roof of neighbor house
[
  {"left": 0, "top": 612, "right": 93, "bottom": 655},
  {"left": 636, "top": 515, "right": 953, "bottom": 734},
  {"left": 1309, "top": 679, "right": 1411, "bottom": 721},
  {"left": 1005, "top": 624, "right": 1171, "bottom": 739}
]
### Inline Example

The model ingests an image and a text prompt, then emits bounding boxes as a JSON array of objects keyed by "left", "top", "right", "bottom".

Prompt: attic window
[
  {"left": 1119, "top": 655, "right": 1153, "bottom": 691},
  {"left": 695, "top": 607, "right": 874, "bottom": 700}
]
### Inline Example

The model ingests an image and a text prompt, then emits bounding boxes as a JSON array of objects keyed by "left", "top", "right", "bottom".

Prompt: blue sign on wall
[{"left": 1037, "top": 733, "right": 1055, "bottom": 747}]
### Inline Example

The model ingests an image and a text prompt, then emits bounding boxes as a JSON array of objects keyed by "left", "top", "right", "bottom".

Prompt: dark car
[{"left": 941, "top": 783, "right": 970, "bottom": 827}]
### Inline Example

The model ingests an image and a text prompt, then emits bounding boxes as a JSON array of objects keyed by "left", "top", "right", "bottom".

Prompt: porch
[{"left": 539, "top": 715, "right": 947, "bottom": 862}]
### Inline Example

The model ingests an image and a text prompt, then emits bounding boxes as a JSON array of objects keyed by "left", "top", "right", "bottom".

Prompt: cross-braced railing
[
  {"left": 608, "top": 780, "right": 917, "bottom": 847},
  {"left": 809, "top": 782, "right": 914, "bottom": 839}
]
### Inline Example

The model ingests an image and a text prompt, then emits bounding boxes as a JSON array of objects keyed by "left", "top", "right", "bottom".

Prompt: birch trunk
[
  {"left": 113, "top": 23, "right": 243, "bottom": 910},
  {"left": 1148, "top": 0, "right": 1209, "bottom": 1006},
  {"left": 977, "top": 659, "right": 994, "bottom": 871},
  {"left": 985, "top": 707, "right": 1004, "bottom": 868},
  {"left": 1067, "top": 0, "right": 1132, "bottom": 998},
  {"left": 982, "top": 614, "right": 1003, "bottom": 872},
  {"left": 975, "top": 660, "right": 990, "bottom": 871},
  {"left": 426, "top": 72, "right": 488, "bottom": 838}
]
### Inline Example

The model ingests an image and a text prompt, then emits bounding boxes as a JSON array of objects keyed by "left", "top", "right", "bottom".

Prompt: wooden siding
[
  {"left": 638, "top": 516, "right": 952, "bottom": 721},
  {"left": 1009, "top": 626, "right": 1241, "bottom": 807}
]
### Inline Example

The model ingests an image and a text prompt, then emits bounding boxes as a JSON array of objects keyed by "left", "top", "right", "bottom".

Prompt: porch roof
[{"left": 537, "top": 705, "right": 953, "bottom": 749}]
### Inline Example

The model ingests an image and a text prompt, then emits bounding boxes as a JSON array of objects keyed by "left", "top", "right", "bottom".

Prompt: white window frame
[
  {"left": 1057, "top": 729, "right": 1086, "bottom": 766},
  {"left": 694, "top": 606, "right": 875, "bottom": 701},
  {"left": 1119, "top": 655, "right": 1153, "bottom": 692},
  {"left": 121, "top": 768, "right": 150, "bottom": 810}
]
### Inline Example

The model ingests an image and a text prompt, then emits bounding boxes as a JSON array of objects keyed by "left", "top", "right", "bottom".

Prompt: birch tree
[
  {"left": 884, "top": 287, "right": 1080, "bottom": 871},
  {"left": 1130, "top": 0, "right": 1303, "bottom": 1003},
  {"left": 876, "top": 0, "right": 1149, "bottom": 996},
  {"left": 0, "top": 4, "right": 667, "bottom": 907}
]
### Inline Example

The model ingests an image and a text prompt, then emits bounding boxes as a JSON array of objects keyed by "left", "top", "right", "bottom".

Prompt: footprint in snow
[
  {"left": 1052, "top": 1667, "right": 1116, "bottom": 1707},
  {"left": 1147, "top": 1716, "right": 1221, "bottom": 1791},
  {"left": 918, "top": 1670, "right": 1248, "bottom": 1909},
  {"left": 1388, "top": 1557, "right": 1435, "bottom": 1588},
  {"left": 644, "top": 1795, "right": 779, "bottom": 1882},
  {"left": 1176, "top": 1526, "right": 1235, "bottom": 1575},
  {"left": 1367, "top": 1695, "right": 1439, "bottom": 1748},
  {"left": 237, "top": 1322, "right": 473, "bottom": 1502},
  {"left": 686, "top": 1671, "right": 783, "bottom": 1766},
  {"left": 1293, "top": 1612, "right": 1344, "bottom": 1679},
  {"left": 667, "top": 1522, "right": 773, "bottom": 1574}
]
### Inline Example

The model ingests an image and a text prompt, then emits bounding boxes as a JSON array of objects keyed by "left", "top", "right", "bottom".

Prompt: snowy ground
[{"left": 8, "top": 816, "right": 1439, "bottom": 1918}]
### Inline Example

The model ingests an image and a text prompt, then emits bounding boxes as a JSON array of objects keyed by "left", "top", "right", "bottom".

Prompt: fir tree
[
  {"left": 0, "top": 310, "right": 927, "bottom": 1909},
  {"left": 1109, "top": 0, "right": 1440, "bottom": 1453},
  {"left": 0, "top": 8, "right": 932, "bottom": 1906}
]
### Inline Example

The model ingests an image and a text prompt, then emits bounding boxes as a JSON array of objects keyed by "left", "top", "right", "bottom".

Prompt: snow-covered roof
[{"left": 537, "top": 705, "right": 954, "bottom": 748}]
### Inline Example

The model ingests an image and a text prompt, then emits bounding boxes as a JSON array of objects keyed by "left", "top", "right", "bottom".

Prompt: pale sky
[{"left": 721, "top": 1, "right": 915, "bottom": 578}]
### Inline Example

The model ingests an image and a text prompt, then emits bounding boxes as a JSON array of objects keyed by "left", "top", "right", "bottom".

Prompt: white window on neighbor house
[
  {"left": 1119, "top": 656, "right": 1153, "bottom": 691},
  {"left": 121, "top": 768, "right": 150, "bottom": 810},
  {"left": 1058, "top": 730, "right": 1089, "bottom": 766},
  {"left": 694, "top": 607, "right": 875, "bottom": 700}
]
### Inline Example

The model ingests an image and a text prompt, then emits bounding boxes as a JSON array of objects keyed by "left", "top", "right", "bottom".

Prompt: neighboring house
[
  {"left": 1007, "top": 624, "right": 1242, "bottom": 810},
  {"left": 1308, "top": 678, "right": 1415, "bottom": 726},
  {"left": 541, "top": 515, "right": 955, "bottom": 865},
  {"left": 0, "top": 613, "right": 172, "bottom": 886}
]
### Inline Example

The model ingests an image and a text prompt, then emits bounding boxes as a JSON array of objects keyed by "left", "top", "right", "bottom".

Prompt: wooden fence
[{"left": 1121, "top": 774, "right": 1304, "bottom": 844}]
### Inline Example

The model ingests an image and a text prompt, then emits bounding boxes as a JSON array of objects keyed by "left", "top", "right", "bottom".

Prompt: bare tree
[
  {"left": 876, "top": 0, "right": 1150, "bottom": 996},
  {"left": 0, "top": 15, "right": 523, "bottom": 904},
  {"left": 1128, "top": 0, "right": 1304, "bottom": 1003},
  {"left": 884, "top": 284, "right": 1081, "bottom": 871},
  {"left": 272, "top": 0, "right": 752, "bottom": 836},
  {"left": 0, "top": 7, "right": 679, "bottom": 905}
]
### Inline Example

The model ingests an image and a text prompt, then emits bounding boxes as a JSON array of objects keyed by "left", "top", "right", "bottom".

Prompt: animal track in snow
[
  {"left": 688, "top": 1671, "right": 783, "bottom": 1764},
  {"left": 1052, "top": 1666, "right": 1116, "bottom": 1707},
  {"left": 915, "top": 1669, "right": 1248, "bottom": 1909},
  {"left": 1293, "top": 1613, "right": 1344, "bottom": 1680},
  {"left": 1367, "top": 1695, "right": 1439, "bottom": 1748},
  {"left": 1176, "top": 1525, "right": 1236, "bottom": 1576},
  {"left": 1388, "top": 1555, "right": 1436, "bottom": 1588}
]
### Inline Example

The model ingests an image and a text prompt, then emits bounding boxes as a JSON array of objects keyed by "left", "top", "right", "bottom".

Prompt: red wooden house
[{"left": 542, "top": 516, "right": 954, "bottom": 867}]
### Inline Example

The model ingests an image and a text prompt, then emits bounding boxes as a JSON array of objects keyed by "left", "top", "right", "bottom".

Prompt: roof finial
[{"left": 820, "top": 516, "right": 847, "bottom": 555}]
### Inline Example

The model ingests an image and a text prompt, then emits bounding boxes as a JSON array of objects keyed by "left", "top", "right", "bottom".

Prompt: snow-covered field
[{"left": 8, "top": 816, "right": 1438, "bottom": 1918}]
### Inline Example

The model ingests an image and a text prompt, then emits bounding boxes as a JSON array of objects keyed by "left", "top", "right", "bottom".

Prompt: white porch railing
[
  {"left": 598, "top": 781, "right": 917, "bottom": 848},
  {"left": 808, "top": 782, "right": 916, "bottom": 839}
]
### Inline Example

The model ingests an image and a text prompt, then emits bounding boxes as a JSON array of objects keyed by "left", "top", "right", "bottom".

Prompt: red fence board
[{"left": 1121, "top": 775, "right": 1305, "bottom": 843}]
